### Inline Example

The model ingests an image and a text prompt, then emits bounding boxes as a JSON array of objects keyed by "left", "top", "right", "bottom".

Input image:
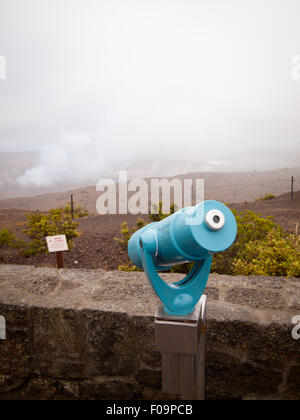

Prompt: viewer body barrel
[{"left": 128, "top": 200, "right": 237, "bottom": 271}]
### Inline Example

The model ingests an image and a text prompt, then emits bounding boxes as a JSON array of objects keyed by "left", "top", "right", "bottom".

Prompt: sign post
[
  {"left": 46, "top": 235, "right": 69, "bottom": 269},
  {"left": 71, "top": 194, "right": 74, "bottom": 220},
  {"left": 56, "top": 251, "right": 64, "bottom": 269},
  {"left": 0, "top": 315, "right": 6, "bottom": 340}
]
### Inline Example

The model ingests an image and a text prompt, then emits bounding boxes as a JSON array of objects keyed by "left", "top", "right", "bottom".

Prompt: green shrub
[
  {"left": 212, "top": 209, "right": 299, "bottom": 277},
  {"left": 232, "top": 228, "right": 300, "bottom": 278},
  {"left": 63, "top": 203, "right": 89, "bottom": 218},
  {"left": 0, "top": 228, "right": 15, "bottom": 247},
  {"left": 114, "top": 218, "right": 146, "bottom": 270},
  {"left": 114, "top": 218, "right": 146, "bottom": 251},
  {"left": 256, "top": 193, "right": 276, "bottom": 201},
  {"left": 118, "top": 262, "right": 141, "bottom": 272},
  {"left": 117, "top": 205, "right": 299, "bottom": 278},
  {"left": 149, "top": 202, "right": 177, "bottom": 222},
  {"left": 0, "top": 228, "right": 25, "bottom": 249},
  {"left": 23, "top": 208, "right": 80, "bottom": 256},
  {"left": 212, "top": 209, "right": 278, "bottom": 274}
]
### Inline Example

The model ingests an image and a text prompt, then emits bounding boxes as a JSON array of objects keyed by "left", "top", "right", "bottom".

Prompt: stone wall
[{"left": 0, "top": 265, "right": 299, "bottom": 400}]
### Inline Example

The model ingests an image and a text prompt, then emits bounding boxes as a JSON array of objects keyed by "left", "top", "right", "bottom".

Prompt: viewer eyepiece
[{"left": 205, "top": 209, "right": 225, "bottom": 231}]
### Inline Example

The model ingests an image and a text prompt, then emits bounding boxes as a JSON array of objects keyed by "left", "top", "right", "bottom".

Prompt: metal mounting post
[{"left": 155, "top": 295, "right": 207, "bottom": 400}]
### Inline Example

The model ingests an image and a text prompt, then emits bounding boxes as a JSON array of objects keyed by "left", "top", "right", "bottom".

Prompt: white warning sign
[{"left": 46, "top": 235, "right": 69, "bottom": 253}]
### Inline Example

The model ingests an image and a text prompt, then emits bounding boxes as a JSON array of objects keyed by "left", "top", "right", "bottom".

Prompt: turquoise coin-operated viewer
[{"left": 128, "top": 200, "right": 237, "bottom": 316}]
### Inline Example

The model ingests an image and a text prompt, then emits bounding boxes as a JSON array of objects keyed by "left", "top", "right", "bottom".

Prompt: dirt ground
[
  {"left": 0, "top": 211, "right": 142, "bottom": 270},
  {"left": 0, "top": 191, "right": 299, "bottom": 270},
  {"left": 232, "top": 191, "right": 300, "bottom": 234}
]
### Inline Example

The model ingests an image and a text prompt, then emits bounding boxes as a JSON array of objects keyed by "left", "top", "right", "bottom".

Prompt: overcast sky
[{"left": 0, "top": 0, "right": 300, "bottom": 185}]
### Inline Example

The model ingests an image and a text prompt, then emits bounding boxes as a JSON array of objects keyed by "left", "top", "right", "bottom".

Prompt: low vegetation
[
  {"left": 232, "top": 228, "right": 300, "bottom": 277},
  {"left": 212, "top": 209, "right": 300, "bottom": 277},
  {"left": 0, "top": 228, "right": 25, "bottom": 249},
  {"left": 22, "top": 208, "right": 81, "bottom": 256},
  {"left": 114, "top": 218, "right": 146, "bottom": 271},
  {"left": 116, "top": 206, "right": 300, "bottom": 278},
  {"left": 149, "top": 202, "right": 177, "bottom": 222},
  {"left": 62, "top": 204, "right": 89, "bottom": 219},
  {"left": 0, "top": 203, "right": 88, "bottom": 257},
  {"left": 1, "top": 199, "right": 299, "bottom": 277},
  {"left": 256, "top": 193, "right": 276, "bottom": 201}
]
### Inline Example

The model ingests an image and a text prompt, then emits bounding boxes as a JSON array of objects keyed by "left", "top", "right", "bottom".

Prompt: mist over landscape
[
  {"left": 0, "top": 0, "right": 300, "bottom": 199},
  {"left": 0, "top": 0, "right": 299, "bottom": 270}
]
